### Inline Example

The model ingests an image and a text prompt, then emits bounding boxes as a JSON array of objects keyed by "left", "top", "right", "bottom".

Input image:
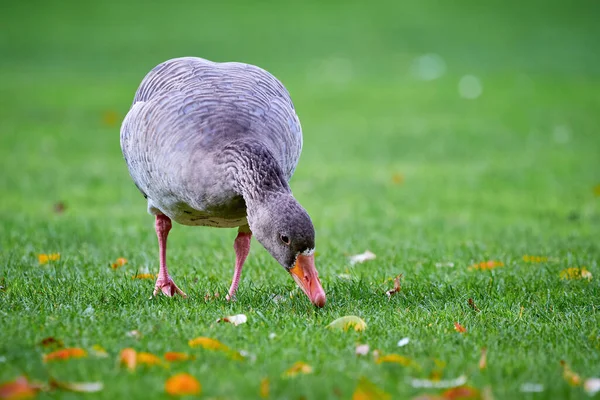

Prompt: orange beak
[{"left": 289, "top": 254, "right": 326, "bottom": 307}]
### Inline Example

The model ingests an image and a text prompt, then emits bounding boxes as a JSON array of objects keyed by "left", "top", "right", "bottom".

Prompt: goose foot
[{"left": 153, "top": 276, "right": 187, "bottom": 298}]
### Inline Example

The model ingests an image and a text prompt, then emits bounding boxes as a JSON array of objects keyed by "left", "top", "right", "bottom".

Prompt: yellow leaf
[
  {"left": 38, "top": 253, "right": 60, "bottom": 264},
  {"left": 119, "top": 348, "right": 137, "bottom": 371},
  {"left": 164, "top": 352, "right": 193, "bottom": 362},
  {"left": 165, "top": 373, "right": 201, "bottom": 396},
  {"left": 91, "top": 344, "right": 108, "bottom": 358},
  {"left": 353, "top": 377, "right": 391, "bottom": 400},
  {"left": 559, "top": 267, "right": 592, "bottom": 281},
  {"left": 0, "top": 376, "right": 39, "bottom": 399},
  {"left": 560, "top": 360, "right": 582, "bottom": 386},
  {"left": 111, "top": 257, "right": 127, "bottom": 269},
  {"left": 132, "top": 273, "right": 156, "bottom": 280},
  {"left": 43, "top": 348, "right": 87, "bottom": 362},
  {"left": 260, "top": 377, "right": 270, "bottom": 398},
  {"left": 327, "top": 316, "right": 367, "bottom": 332},
  {"left": 137, "top": 352, "right": 162, "bottom": 366},
  {"left": 375, "top": 354, "right": 416, "bottom": 367},
  {"left": 468, "top": 260, "right": 503, "bottom": 271},
  {"left": 188, "top": 337, "right": 230, "bottom": 351},
  {"left": 283, "top": 362, "right": 313, "bottom": 377}
]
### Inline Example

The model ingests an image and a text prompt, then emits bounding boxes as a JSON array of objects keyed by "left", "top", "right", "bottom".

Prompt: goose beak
[{"left": 289, "top": 254, "right": 326, "bottom": 307}]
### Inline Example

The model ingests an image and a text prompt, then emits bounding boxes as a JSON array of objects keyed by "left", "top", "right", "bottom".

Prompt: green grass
[{"left": 1, "top": 0, "right": 599, "bottom": 398}]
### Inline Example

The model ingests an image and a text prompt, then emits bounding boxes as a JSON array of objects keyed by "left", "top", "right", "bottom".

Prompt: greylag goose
[{"left": 120, "top": 57, "right": 326, "bottom": 307}]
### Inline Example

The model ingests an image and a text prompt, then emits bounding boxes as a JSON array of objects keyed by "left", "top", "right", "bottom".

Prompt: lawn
[{"left": 1, "top": 0, "right": 599, "bottom": 399}]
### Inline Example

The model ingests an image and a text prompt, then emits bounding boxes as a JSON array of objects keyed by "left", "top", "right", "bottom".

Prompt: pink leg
[
  {"left": 153, "top": 214, "right": 187, "bottom": 297},
  {"left": 226, "top": 231, "right": 252, "bottom": 301}
]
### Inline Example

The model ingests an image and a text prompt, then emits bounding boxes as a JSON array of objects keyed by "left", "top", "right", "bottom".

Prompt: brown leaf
[
  {"left": 53, "top": 202, "right": 66, "bottom": 214},
  {"left": 353, "top": 377, "right": 391, "bottom": 400},
  {"left": 453, "top": 322, "right": 466, "bottom": 334},
  {"left": 165, "top": 373, "right": 201, "bottom": 396},
  {"left": 375, "top": 354, "right": 418, "bottom": 368},
  {"left": 260, "top": 377, "right": 270, "bottom": 398},
  {"left": 385, "top": 274, "right": 402, "bottom": 299},
  {"left": 43, "top": 348, "right": 86, "bottom": 362},
  {"left": 0, "top": 376, "right": 39, "bottom": 399},
  {"left": 442, "top": 386, "right": 480, "bottom": 399},
  {"left": 39, "top": 337, "right": 63, "bottom": 348},
  {"left": 467, "top": 298, "right": 480, "bottom": 312}
]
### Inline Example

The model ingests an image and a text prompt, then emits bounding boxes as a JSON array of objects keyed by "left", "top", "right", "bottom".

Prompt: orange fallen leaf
[
  {"left": 188, "top": 337, "right": 242, "bottom": 360},
  {"left": 165, "top": 373, "right": 201, "bottom": 396},
  {"left": 353, "top": 377, "right": 391, "bottom": 400},
  {"left": 119, "top": 348, "right": 136, "bottom": 371},
  {"left": 479, "top": 348, "right": 487, "bottom": 370},
  {"left": 111, "top": 257, "right": 127, "bottom": 269},
  {"left": 560, "top": 360, "right": 581, "bottom": 386},
  {"left": 468, "top": 260, "right": 503, "bottom": 271},
  {"left": 0, "top": 376, "right": 39, "bottom": 399},
  {"left": 385, "top": 274, "right": 402, "bottom": 299},
  {"left": 164, "top": 352, "right": 193, "bottom": 362},
  {"left": 376, "top": 354, "right": 417, "bottom": 367},
  {"left": 559, "top": 267, "right": 592, "bottom": 281},
  {"left": 454, "top": 322, "right": 467, "bottom": 334},
  {"left": 132, "top": 273, "right": 156, "bottom": 280},
  {"left": 137, "top": 352, "right": 162, "bottom": 367},
  {"left": 43, "top": 348, "right": 86, "bottom": 362},
  {"left": 442, "top": 386, "right": 480, "bottom": 399},
  {"left": 38, "top": 253, "right": 60, "bottom": 264},
  {"left": 39, "top": 337, "right": 63, "bottom": 348},
  {"left": 283, "top": 362, "right": 313, "bottom": 377},
  {"left": 260, "top": 377, "right": 269, "bottom": 398}
]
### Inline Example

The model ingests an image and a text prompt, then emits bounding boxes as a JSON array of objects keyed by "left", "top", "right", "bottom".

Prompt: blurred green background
[{"left": 1, "top": 0, "right": 599, "bottom": 399}]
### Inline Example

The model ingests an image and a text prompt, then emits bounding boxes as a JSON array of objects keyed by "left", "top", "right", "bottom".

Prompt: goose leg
[
  {"left": 153, "top": 214, "right": 187, "bottom": 297},
  {"left": 226, "top": 229, "right": 252, "bottom": 301}
]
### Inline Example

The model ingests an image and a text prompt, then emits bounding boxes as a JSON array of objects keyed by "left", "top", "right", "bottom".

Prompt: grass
[{"left": 1, "top": 0, "right": 599, "bottom": 398}]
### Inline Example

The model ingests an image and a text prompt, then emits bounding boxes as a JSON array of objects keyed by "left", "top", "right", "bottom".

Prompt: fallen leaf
[
  {"left": 39, "top": 337, "right": 63, "bottom": 348},
  {"left": 454, "top": 322, "right": 466, "bottom": 334},
  {"left": 164, "top": 352, "right": 193, "bottom": 362},
  {"left": 111, "top": 257, "right": 127, "bottom": 269},
  {"left": 349, "top": 250, "right": 376, "bottom": 265},
  {"left": 352, "top": 377, "right": 391, "bottom": 400},
  {"left": 478, "top": 348, "right": 487, "bottom": 370},
  {"left": 51, "top": 379, "right": 103, "bottom": 393},
  {"left": 327, "top": 316, "right": 367, "bottom": 332},
  {"left": 132, "top": 273, "right": 156, "bottom": 280},
  {"left": 467, "top": 298, "right": 480, "bottom": 312},
  {"left": 559, "top": 267, "right": 592, "bottom": 281},
  {"left": 137, "top": 352, "right": 162, "bottom": 367},
  {"left": 0, "top": 376, "right": 39, "bottom": 399},
  {"left": 284, "top": 362, "right": 313, "bottom": 377},
  {"left": 260, "top": 377, "right": 269, "bottom": 398},
  {"left": 38, "top": 253, "right": 60, "bottom": 265},
  {"left": 560, "top": 360, "right": 581, "bottom": 386},
  {"left": 356, "top": 344, "right": 370, "bottom": 356},
  {"left": 53, "top": 202, "right": 66, "bottom": 214},
  {"left": 165, "top": 373, "right": 201, "bottom": 396},
  {"left": 411, "top": 375, "right": 468, "bottom": 389},
  {"left": 217, "top": 314, "right": 248, "bottom": 326},
  {"left": 91, "top": 344, "right": 108, "bottom": 358},
  {"left": 188, "top": 337, "right": 242, "bottom": 360},
  {"left": 442, "top": 386, "right": 479, "bottom": 399},
  {"left": 119, "top": 348, "right": 136, "bottom": 371},
  {"left": 584, "top": 378, "right": 600, "bottom": 396},
  {"left": 43, "top": 348, "right": 86, "bottom": 362},
  {"left": 397, "top": 338, "right": 410, "bottom": 347},
  {"left": 376, "top": 354, "right": 417, "bottom": 367},
  {"left": 386, "top": 274, "right": 402, "bottom": 299},
  {"left": 519, "top": 383, "right": 544, "bottom": 392},
  {"left": 468, "top": 260, "right": 503, "bottom": 271}
]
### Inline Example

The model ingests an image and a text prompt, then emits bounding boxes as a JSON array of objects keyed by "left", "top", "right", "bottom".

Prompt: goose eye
[{"left": 280, "top": 234, "right": 290, "bottom": 245}]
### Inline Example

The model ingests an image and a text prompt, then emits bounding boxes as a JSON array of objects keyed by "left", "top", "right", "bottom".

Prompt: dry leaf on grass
[
  {"left": 442, "top": 386, "right": 479, "bottom": 399},
  {"left": 584, "top": 378, "right": 600, "bottom": 396},
  {"left": 560, "top": 360, "right": 581, "bottom": 386},
  {"left": 50, "top": 379, "right": 103, "bottom": 393},
  {"left": 327, "top": 316, "right": 367, "bottom": 332},
  {"left": 386, "top": 274, "right": 402, "bottom": 299},
  {"left": 478, "top": 348, "right": 487, "bottom": 370},
  {"left": 559, "top": 267, "right": 592, "bottom": 281},
  {"left": 165, "top": 373, "right": 201, "bottom": 396},
  {"left": 43, "top": 348, "right": 86, "bottom": 362},
  {"left": 411, "top": 375, "right": 467, "bottom": 389},
  {"left": 137, "top": 352, "right": 163, "bottom": 367},
  {"left": 188, "top": 337, "right": 242, "bottom": 360},
  {"left": 356, "top": 344, "right": 370, "bottom": 356},
  {"left": 38, "top": 253, "right": 60, "bottom": 264},
  {"left": 111, "top": 257, "right": 127, "bottom": 269},
  {"left": 467, "top": 298, "right": 480, "bottom": 312},
  {"left": 352, "top": 377, "right": 391, "bottom": 400},
  {"left": 260, "top": 378, "right": 269, "bottom": 398},
  {"left": 131, "top": 273, "right": 156, "bottom": 280},
  {"left": 283, "top": 362, "right": 313, "bottom": 378},
  {"left": 164, "top": 352, "right": 193, "bottom": 362},
  {"left": 522, "top": 255, "right": 548, "bottom": 263},
  {"left": 39, "top": 337, "right": 63, "bottom": 348},
  {"left": 217, "top": 314, "right": 247, "bottom": 326},
  {"left": 376, "top": 354, "right": 418, "bottom": 368},
  {"left": 468, "top": 261, "right": 503, "bottom": 271},
  {"left": 0, "top": 376, "right": 40, "bottom": 399},
  {"left": 453, "top": 322, "right": 467, "bottom": 334},
  {"left": 349, "top": 251, "right": 376, "bottom": 265},
  {"left": 119, "top": 348, "right": 137, "bottom": 371}
]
